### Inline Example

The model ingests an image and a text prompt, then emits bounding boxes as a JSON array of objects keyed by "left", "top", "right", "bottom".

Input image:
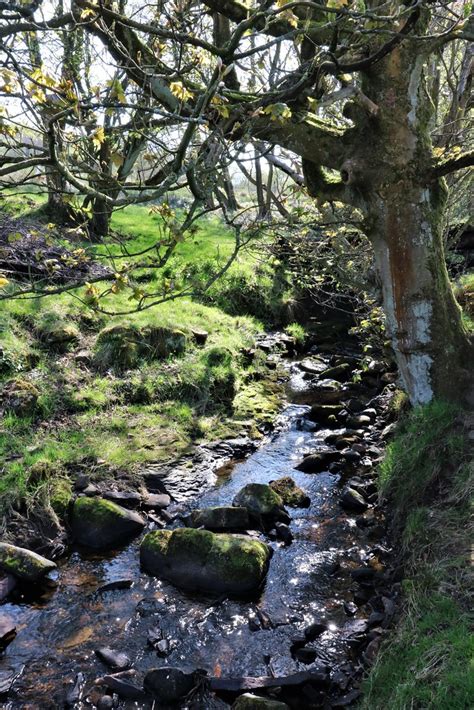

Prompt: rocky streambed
[{"left": 0, "top": 336, "right": 400, "bottom": 708}]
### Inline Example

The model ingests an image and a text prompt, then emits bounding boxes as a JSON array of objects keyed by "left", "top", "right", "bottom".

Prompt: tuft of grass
[
  {"left": 362, "top": 402, "right": 472, "bottom": 710},
  {"left": 284, "top": 322, "right": 307, "bottom": 345}
]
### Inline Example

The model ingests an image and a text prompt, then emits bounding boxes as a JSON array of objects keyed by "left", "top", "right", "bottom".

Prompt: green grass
[
  {"left": 362, "top": 401, "right": 473, "bottom": 709},
  {"left": 0, "top": 200, "right": 290, "bottom": 522},
  {"left": 378, "top": 400, "right": 465, "bottom": 511}
]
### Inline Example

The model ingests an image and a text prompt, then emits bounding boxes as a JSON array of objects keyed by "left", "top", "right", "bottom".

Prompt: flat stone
[
  {"left": 103, "top": 490, "right": 142, "bottom": 508},
  {"left": 143, "top": 493, "right": 171, "bottom": 510},
  {"left": 232, "top": 693, "right": 290, "bottom": 709}
]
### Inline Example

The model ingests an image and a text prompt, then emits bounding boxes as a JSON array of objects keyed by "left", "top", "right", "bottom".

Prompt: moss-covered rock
[
  {"left": 1, "top": 377, "right": 40, "bottom": 416},
  {"left": 72, "top": 496, "right": 145, "bottom": 549},
  {"left": 140, "top": 528, "right": 272, "bottom": 596},
  {"left": 188, "top": 506, "right": 250, "bottom": 531},
  {"left": 269, "top": 477, "right": 310, "bottom": 508},
  {"left": 233, "top": 483, "right": 289, "bottom": 523},
  {"left": 37, "top": 320, "right": 79, "bottom": 352},
  {"left": 0, "top": 542, "right": 56, "bottom": 582},
  {"left": 232, "top": 694, "right": 290, "bottom": 709},
  {"left": 94, "top": 323, "right": 186, "bottom": 371}
]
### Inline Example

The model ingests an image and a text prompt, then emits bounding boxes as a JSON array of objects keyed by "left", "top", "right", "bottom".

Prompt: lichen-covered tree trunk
[{"left": 358, "top": 43, "right": 473, "bottom": 405}]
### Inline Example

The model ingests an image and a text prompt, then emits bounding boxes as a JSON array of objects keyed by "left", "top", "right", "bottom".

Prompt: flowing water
[{"left": 0, "top": 354, "right": 384, "bottom": 708}]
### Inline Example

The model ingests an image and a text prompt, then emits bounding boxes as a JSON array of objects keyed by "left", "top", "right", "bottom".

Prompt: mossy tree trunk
[{"left": 302, "top": 35, "right": 473, "bottom": 406}]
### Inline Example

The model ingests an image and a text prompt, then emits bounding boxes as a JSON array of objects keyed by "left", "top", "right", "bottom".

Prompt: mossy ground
[
  {"left": 0, "top": 199, "right": 290, "bottom": 526},
  {"left": 362, "top": 401, "right": 473, "bottom": 710}
]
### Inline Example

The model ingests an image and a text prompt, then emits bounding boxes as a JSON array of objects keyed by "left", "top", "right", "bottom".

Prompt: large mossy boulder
[
  {"left": 233, "top": 483, "right": 289, "bottom": 524},
  {"left": 232, "top": 694, "right": 290, "bottom": 709},
  {"left": 269, "top": 477, "right": 310, "bottom": 508},
  {"left": 187, "top": 506, "right": 250, "bottom": 531},
  {"left": 140, "top": 528, "right": 272, "bottom": 596},
  {"left": 0, "top": 542, "right": 56, "bottom": 582},
  {"left": 72, "top": 497, "right": 145, "bottom": 549},
  {"left": 94, "top": 323, "right": 186, "bottom": 371}
]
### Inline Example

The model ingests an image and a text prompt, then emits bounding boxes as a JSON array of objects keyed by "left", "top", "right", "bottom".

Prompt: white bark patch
[
  {"left": 407, "top": 353, "right": 433, "bottom": 405},
  {"left": 412, "top": 300, "right": 432, "bottom": 344},
  {"left": 407, "top": 57, "right": 424, "bottom": 127}
]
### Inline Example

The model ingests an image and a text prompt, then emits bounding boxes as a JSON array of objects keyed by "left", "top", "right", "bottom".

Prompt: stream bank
[{"left": 0, "top": 331, "right": 401, "bottom": 708}]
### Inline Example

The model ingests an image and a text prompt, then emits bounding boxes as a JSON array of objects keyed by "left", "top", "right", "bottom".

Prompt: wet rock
[
  {"left": 295, "top": 451, "right": 340, "bottom": 473},
  {"left": 0, "top": 618, "right": 16, "bottom": 650},
  {"left": 332, "top": 688, "right": 362, "bottom": 707},
  {"left": 0, "top": 542, "right": 56, "bottom": 582},
  {"left": 310, "top": 379, "right": 345, "bottom": 404},
  {"left": 136, "top": 596, "right": 168, "bottom": 617},
  {"left": 97, "top": 696, "right": 114, "bottom": 710},
  {"left": 232, "top": 693, "right": 290, "bottom": 709},
  {"left": 143, "top": 667, "right": 196, "bottom": 702},
  {"left": 351, "top": 566, "right": 376, "bottom": 582},
  {"left": 304, "top": 621, "right": 328, "bottom": 640},
  {"left": 98, "top": 672, "right": 145, "bottom": 700},
  {"left": 141, "top": 528, "right": 272, "bottom": 596},
  {"left": 74, "top": 474, "right": 90, "bottom": 491},
  {"left": 72, "top": 497, "right": 145, "bottom": 549},
  {"left": 0, "top": 573, "right": 17, "bottom": 601},
  {"left": 343, "top": 601, "right": 358, "bottom": 616},
  {"left": 342, "top": 450, "right": 361, "bottom": 464},
  {"left": 347, "top": 414, "right": 371, "bottom": 428},
  {"left": 156, "top": 639, "right": 172, "bottom": 656},
  {"left": 187, "top": 506, "right": 250, "bottom": 531},
  {"left": 269, "top": 477, "right": 310, "bottom": 508},
  {"left": 95, "top": 648, "right": 131, "bottom": 671},
  {"left": 0, "top": 668, "right": 22, "bottom": 696},
  {"left": 65, "top": 672, "right": 86, "bottom": 706},
  {"left": 143, "top": 473, "right": 169, "bottom": 494},
  {"left": 293, "top": 647, "right": 317, "bottom": 664},
  {"left": 211, "top": 668, "right": 329, "bottom": 693},
  {"left": 339, "top": 487, "right": 368, "bottom": 513},
  {"left": 320, "top": 363, "right": 352, "bottom": 381},
  {"left": 362, "top": 408, "right": 377, "bottom": 419},
  {"left": 103, "top": 490, "right": 142, "bottom": 508},
  {"left": 233, "top": 483, "right": 290, "bottom": 524},
  {"left": 143, "top": 493, "right": 171, "bottom": 510},
  {"left": 299, "top": 358, "right": 328, "bottom": 375},
  {"left": 83, "top": 484, "right": 99, "bottom": 496},
  {"left": 309, "top": 404, "right": 343, "bottom": 424},
  {"left": 97, "top": 579, "right": 134, "bottom": 593},
  {"left": 275, "top": 522, "right": 293, "bottom": 545}
]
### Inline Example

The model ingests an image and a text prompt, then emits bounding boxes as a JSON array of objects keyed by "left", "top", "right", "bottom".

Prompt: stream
[{"left": 0, "top": 343, "right": 394, "bottom": 708}]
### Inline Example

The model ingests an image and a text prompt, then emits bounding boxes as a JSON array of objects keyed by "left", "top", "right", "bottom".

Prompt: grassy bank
[
  {"left": 0, "top": 201, "right": 291, "bottom": 524},
  {"left": 362, "top": 401, "right": 473, "bottom": 709}
]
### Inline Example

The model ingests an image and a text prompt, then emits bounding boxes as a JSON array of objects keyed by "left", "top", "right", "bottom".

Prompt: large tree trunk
[{"left": 338, "top": 40, "right": 473, "bottom": 405}]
